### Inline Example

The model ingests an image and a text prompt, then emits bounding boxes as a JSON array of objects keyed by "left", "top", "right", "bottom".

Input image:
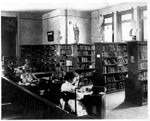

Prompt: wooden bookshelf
[
  {"left": 20, "top": 44, "right": 95, "bottom": 84},
  {"left": 125, "top": 41, "right": 147, "bottom": 106},
  {"left": 59, "top": 44, "right": 73, "bottom": 72},
  {"left": 94, "top": 42, "right": 128, "bottom": 93},
  {"left": 20, "top": 45, "right": 59, "bottom": 72},
  {"left": 72, "top": 44, "right": 95, "bottom": 85}
]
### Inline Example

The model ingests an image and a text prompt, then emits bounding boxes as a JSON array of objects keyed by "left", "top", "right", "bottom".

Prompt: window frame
[
  {"left": 118, "top": 9, "right": 133, "bottom": 42},
  {"left": 139, "top": 6, "right": 147, "bottom": 41},
  {"left": 103, "top": 13, "right": 114, "bottom": 42}
]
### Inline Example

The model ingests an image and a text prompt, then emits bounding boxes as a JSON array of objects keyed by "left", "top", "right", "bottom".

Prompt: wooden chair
[{"left": 60, "top": 91, "right": 77, "bottom": 115}]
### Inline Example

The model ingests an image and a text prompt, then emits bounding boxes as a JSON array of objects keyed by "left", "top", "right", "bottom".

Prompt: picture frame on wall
[{"left": 47, "top": 31, "right": 54, "bottom": 42}]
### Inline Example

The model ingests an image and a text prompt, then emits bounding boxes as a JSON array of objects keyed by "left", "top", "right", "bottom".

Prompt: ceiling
[{"left": 0, "top": 0, "right": 147, "bottom": 12}]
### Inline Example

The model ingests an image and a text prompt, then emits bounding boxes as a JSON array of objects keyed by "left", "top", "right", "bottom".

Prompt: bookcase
[
  {"left": 20, "top": 44, "right": 95, "bottom": 83},
  {"left": 59, "top": 44, "right": 73, "bottom": 72},
  {"left": 94, "top": 42, "right": 128, "bottom": 93},
  {"left": 20, "top": 45, "right": 58, "bottom": 72},
  {"left": 125, "top": 41, "right": 147, "bottom": 106},
  {"left": 72, "top": 44, "right": 95, "bottom": 85}
]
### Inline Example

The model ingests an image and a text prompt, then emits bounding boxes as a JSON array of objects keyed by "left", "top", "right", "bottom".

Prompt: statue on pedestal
[{"left": 73, "top": 23, "right": 79, "bottom": 44}]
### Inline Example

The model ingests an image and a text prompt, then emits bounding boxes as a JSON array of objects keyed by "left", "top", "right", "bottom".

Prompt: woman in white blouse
[{"left": 60, "top": 72, "right": 87, "bottom": 117}]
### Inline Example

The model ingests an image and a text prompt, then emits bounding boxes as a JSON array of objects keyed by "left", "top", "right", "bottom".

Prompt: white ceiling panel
[{"left": 0, "top": 0, "right": 147, "bottom": 11}]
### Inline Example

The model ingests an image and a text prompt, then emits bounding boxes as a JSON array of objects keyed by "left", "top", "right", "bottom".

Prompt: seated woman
[
  {"left": 60, "top": 72, "right": 88, "bottom": 117},
  {"left": 4, "top": 61, "right": 15, "bottom": 80},
  {"left": 18, "top": 69, "right": 39, "bottom": 86}
]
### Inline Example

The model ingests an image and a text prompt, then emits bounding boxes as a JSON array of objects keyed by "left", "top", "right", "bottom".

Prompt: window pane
[
  {"left": 143, "top": 10, "right": 147, "bottom": 18},
  {"left": 121, "top": 13, "right": 132, "bottom": 21},
  {"left": 121, "top": 22, "right": 132, "bottom": 41},
  {"left": 104, "top": 17, "right": 112, "bottom": 24},
  {"left": 144, "top": 19, "right": 147, "bottom": 40},
  {"left": 104, "top": 25, "right": 112, "bottom": 42}
]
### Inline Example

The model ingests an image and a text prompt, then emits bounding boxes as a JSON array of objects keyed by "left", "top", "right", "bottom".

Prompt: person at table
[
  {"left": 23, "top": 58, "right": 32, "bottom": 72},
  {"left": 18, "top": 69, "right": 39, "bottom": 86},
  {"left": 60, "top": 71, "right": 88, "bottom": 117},
  {"left": 4, "top": 61, "right": 16, "bottom": 80},
  {"left": 16, "top": 58, "right": 32, "bottom": 73}
]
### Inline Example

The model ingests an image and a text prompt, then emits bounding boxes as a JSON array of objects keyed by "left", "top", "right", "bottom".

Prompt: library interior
[{"left": 1, "top": 0, "right": 148, "bottom": 119}]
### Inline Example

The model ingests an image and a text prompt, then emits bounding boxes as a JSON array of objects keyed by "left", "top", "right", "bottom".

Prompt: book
[
  {"left": 139, "top": 62, "right": 147, "bottom": 70},
  {"left": 138, "top": 71, "right": 147, "bottom": 80}
]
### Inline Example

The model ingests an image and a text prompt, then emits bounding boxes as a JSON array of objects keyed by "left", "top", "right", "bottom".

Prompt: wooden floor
[{"left": 105, "top": 90, "right": 148, "bottom": 119}]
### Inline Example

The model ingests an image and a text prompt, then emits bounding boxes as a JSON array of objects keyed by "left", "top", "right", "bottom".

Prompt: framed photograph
[{"left": 47, "top": 31, "right": 54, "bottom": 42}]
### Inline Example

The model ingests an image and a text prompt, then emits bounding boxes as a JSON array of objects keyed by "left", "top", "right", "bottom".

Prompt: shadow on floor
[{"left": 112, "top": 101, "right": 140, "bottom": 111}]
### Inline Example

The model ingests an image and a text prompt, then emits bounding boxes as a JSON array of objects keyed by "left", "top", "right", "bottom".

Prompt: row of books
[
  {"left": 142, "top": 83, "right": 147, "bottom": 93},
  {"left": 60, "top": 50, "right": 72, "bottom": 55},
  {"left": 43, "top": 46, "right": 57, "bottom": 51},
  {"left": 103, "top": 67, "right": 116, "bottom": 74},
  {"left": 106, "top": 76, "right": 119, "bottom": 83},
  {"left": 118, "top": 66, "right": 128, "bottom": 72},
  {"left": 139, "top": 52, "right": 147, "bottom": 60},
  {"left": 116, "top": 74, "right": 126, "bottom": 80},
  {"left": 139, "top": 62, "right": 147, "bottom": 70},
  {"left": 80, "top": 57, "right": 91, "bottom": 62},
  {"left": 118, "top": 57, "right": 128, "bottom": 65},
  {"left": 80, "top": 72, "right": 93, "bottom": 77},
  {"left": 139, "top": 45, "right": 147, "bottom": 52},
  {"left": 77, "top": 57, "right": 92, "bottom": 63},
  {"left": 118, "top": 52, "right": 128, "bottom": 57},
  {"left": 117, "top": 45, "right": 127, "bottom": 51},
  {"left": 79, "top": 64, "right": 92, "bottom": 69},
  {"left": 106, "top": 83, "right": 117, "bottom": 91},
  {"left": 21, "top": 46, "right": 57, "bottom": 55},
  {"left": 79, "top": 78, "right": 93, "bottom": 86},
  {"left": 103, "top": 57, "right": 128, "bottom": 66},
  {"left": 31, "top": 54, "right": 57, "bottom": 61},
  {"left": 103, "top": 58, "right": 117, "bottom": 65},
  {"left": 102, "top": 44, "right": 127, "bottom": 52},
  {"left": 102, "top": 44, "right": 116, "bottom": 51},
  {"left": 106, "top": 76, "right": 116, "bottom": 83},
  {"left": 103, "top": 66, "right": 127, "bottom": 73},
  {"left": 78, "top": 45, "right": 93, "bottom": 50},
  {"left": 102, "top": 52, "right": 128, "bottom": 58},
  {"left": 21, "top": 45, "right": 57, "bottom": 51},
  {"left": 44, "top": 52, "right": 57, "bottom": 56},
  {"left": 62, "top": 66, "right": 73, "bottom": 72},
  {"left": 60, "top": 45, "right": 72, "bottom": 50},
  {"left": 138, "top": 71, "right": 147, "bottom": 81},
  {"left": 117, "top": 82, "right": 125, "bottom": 89},
  {"left": 77, "top": 51, "right": 92, "bottom": 56},
  {"left": 106, "top": 81, "right": 125, "bottom": 92},
  {"left": 106, "top": 75, "right": 126, "bottom": 83},
  {"left": 106, "top": 67, "right": 118, "bottom": 73},
  {"left": 91, "top": 56, "right": 95, "bottom": 60},
  {"left": 101, "top": 52, "right": 118, "bottom": 57},
  {"left": 142, "top": 97, "right": 147, "bottom": 103},
  {"left": 21, "top": 49, "right": 32, "bottom": 54}
]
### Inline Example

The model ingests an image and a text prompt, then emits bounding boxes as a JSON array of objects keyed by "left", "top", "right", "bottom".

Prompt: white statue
[
  {"left": 129, "top": 20, "right": 139, "bottom": 40},
  {"left": 73, "top": 23, "right": 79, "bottom": 44}
]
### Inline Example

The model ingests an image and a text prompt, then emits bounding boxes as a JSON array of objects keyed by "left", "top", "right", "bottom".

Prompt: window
[
  {"left": 104, "top": 14, "right": 113, "bottom": 42},
  {"left": 140, "top": 8, "right": 147, "bottom": 41},
  {"left": 120, "top": 10, "right": 133, "bottom": 41}
]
